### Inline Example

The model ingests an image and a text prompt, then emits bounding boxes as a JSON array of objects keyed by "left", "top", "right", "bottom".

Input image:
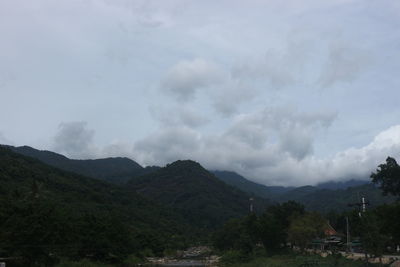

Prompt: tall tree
[
  {"left": 371, "top": 157, "right": 400, "bottom": 197},
  {"left": 287, "top": 213, "right": 325, "bottom": 251}
]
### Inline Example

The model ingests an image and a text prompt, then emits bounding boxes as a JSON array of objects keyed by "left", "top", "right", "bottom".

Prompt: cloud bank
[{"left": 53, "top": 118, "right": 400, "bottom": 186}]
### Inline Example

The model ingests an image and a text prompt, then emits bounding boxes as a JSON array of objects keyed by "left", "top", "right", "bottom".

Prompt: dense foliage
[
  {"left": 214, "top": 198, "right": 400, "bottom": 263},
  {"left": 7, "top": 145, "right": 157, "bottom": 184},
  {"left": 128, "top": 160, "right": 271, "bottom": 229},
  {"left": 0, "top": 147, "right": 190, "bottom": 265},
  {"left": 3, "top": 145, "right": 400, "bottom": 266},
  {"left": 213, "top": 170, "right": 395, "bottom": 213},
  {"left": 371, "top": 156, "right": 400, "bottom": 197},
  {"left": 212, "top": 201, "right": 306, "bottom": 254}
]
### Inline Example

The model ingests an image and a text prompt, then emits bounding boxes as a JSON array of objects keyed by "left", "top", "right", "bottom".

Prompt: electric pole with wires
[{"left": 347, "top": 195, "right": 371, "bottom": 266}]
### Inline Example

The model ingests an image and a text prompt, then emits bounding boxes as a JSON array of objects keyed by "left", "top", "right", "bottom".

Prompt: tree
[
  {"left": 371, "top": 157, "right": 400, "bottom": 197},
  {"left": 0, "top": 193, "right": 68, "bottom": 266},
  {"left": 287, "top": 213, "right": 325, "bottom": 251},
  {"left": 212, "top": 217, "right": 255, "bottom": 254},
  {"left": 359, "top": 212, "right": 388, "bottom": 260},
  {"left": 258, "top": 213, "right": 285, "bottom": 252}
]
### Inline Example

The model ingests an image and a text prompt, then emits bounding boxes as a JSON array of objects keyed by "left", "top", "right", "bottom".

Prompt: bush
[
  {"left": 123, "top": 254, "right": 145, "bottom": 265},
  {"left": 219, "top": 250, "right": 250, "bottom": 265}
]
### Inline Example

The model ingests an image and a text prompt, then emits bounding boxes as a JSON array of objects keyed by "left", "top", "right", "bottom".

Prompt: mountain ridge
[
  {"left": 3, "top": 145, "right": 149, "bottom": 184},
  {"left": 128, "top": 160, "right": 271, "bottom": 229},
  {"left": 4, "top": 144, "right": 394, "bottom": 214},
  {"left": 211, "top": 170, "right": 395, "bottom": 213},
  {"left": 0, "top": 146, "right": 194, "bottom": 261}
]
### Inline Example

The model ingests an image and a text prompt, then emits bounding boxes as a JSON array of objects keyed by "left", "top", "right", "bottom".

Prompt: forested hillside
[
  {"left": 212, "top": 170, "right": 293, "bottom": 199},
  {"left": 8, "top": 145, "right": 394, "bottom": 215},
  {"left": 7, "top": 145, "right": 158, "bottom": 184},
  {"left": 212, "top": 170, "right": 395, "bottom": 213},
  {"left": 128, "top": 160, "right": 271, "bottom": 229},
  {"left": 0, "top": 147, "right": 190, "bottom": 265}
]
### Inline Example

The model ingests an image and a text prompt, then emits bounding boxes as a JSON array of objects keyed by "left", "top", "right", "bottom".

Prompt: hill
[
  {"left": 315, "top": 179, "right": 369, "bottom": 190},
  {"left": 128, "top": 161, "right": 270, "bottom": 229},
  {"left": 211, "top": 170, "right": 292, "bottom": 199},
  {"left": 6, "top": 145, "right": 158, "bottom": 184},
  {"left": 6, "top": 145, "right": 393, "bottom": 215},
  {"left": 278, "top": 183, "right": 396, "bottom": 213},
  {"left": 0, "top": 146, "right": 190, "bottom": 264},
  {"left": 212, "top": 170, "right": 395, "bottom": 213}
]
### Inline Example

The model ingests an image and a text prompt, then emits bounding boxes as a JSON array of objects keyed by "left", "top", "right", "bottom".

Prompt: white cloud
[
  {"left": 162, "top": 58, "right": 226, "bottom": 101},
  {"left": 212, "top": 80, "right": 259, "bottom": 116},
  {"left": 318, "top": 41, "right": 371, "bottom": 88},
  {"left": 131, "top": 107, "right": 339, "bottom": 185},
  {"left": 53, "top": 121, "right": 97, "bottom": 159},
  {"left": 134, "top": 126, "right": 201, "bottom": 165},
  {"left": 150, "top": 106, "right": 209, "bottom": 128}
]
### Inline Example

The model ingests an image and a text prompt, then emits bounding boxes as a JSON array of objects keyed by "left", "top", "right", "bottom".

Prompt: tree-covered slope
[
  {"left": 278, "top": 183, "right": 396, "bottom": 213},
  {"left": 212, "top": 170, "right": 395, "bottom": 213},
  {"left": 212, "top": 170, "right": 293, "bottom": 199},
  {"left": 0, "top": 147, "right": 190, "bottom": 264},
  {"left": 128, "top": 160, "right": 270, "bottom": 229},
  {"left": 6, "top": 145, "right": 157, "bottom": 184}
]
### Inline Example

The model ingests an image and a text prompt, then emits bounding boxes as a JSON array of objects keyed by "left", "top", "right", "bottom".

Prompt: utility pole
[
  {"left": 348, "top": 196, "right": 369, "bottom": 218},
  {"left": 348, "top": 196, "right": 370, "bottom": 266},
  {"left": 249, "top": 197, "right": 254, "bottom": 213},
  {"left": 346, "top": 216, "right": 351, "bottom": 253}
]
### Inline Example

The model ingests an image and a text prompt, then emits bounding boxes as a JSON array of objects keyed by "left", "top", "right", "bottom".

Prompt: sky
[{"left": 1, "top": 0, "right": 400, "bottom": 186}]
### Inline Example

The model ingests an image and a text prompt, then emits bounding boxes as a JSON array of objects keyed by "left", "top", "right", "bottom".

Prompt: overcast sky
[{"left": 1, "top": 0, "right": 400, "bottom": 186}]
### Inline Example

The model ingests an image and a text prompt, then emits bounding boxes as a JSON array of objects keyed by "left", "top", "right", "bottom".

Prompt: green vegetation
[
  {"left": 10, "top": 145, "right": 395, "bottom": 214},
  {"left": 7, "top": 145, "right": 157, "bottom": 184},
  {"left": 2, "top": 144, "right": 400, "bottom": 266},
  {"left": 213, "top": 170, "right": 396, "bottom": 213},
  {"left": 371, "top": 156, "right": 400, "bottom": 197},
  {"left": 0, "top": 147, "right": 190, "bottom": 266},
  {"left": 212, "top": 201, "right": 306, "bottom": 254},
  {"left": 287, "top": 213, "right": 325, "bottom": 251},
  {"left": 128, "top": 160, "right": 271, "bottom": 229}
]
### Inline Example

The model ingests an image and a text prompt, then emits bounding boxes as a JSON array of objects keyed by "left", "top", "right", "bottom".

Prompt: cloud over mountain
[{"left": 53, "top": 122, "right": 96, "bottom": 159}]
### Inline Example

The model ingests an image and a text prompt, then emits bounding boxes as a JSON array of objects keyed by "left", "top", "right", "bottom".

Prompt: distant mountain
[
  {"left": 212, "top": 170, "right": 292, "bottom": 199},
  {"left": 4, "top": 145, "right": 394, "bottom": 215},
  {"left": 128, "top": 160, "right": 271, "bottom": 229},
  {"left": 212, "top": 170, "right": 395, "bottom": 213},
  {"left": 316, "top": 179, "right": 369, "bottom": 190},
  {"left": 5, "top": 145, "right": 158, "bottom": 184},
  {"left": 278, "top": 183, "right": 396, "bottom": 213}
]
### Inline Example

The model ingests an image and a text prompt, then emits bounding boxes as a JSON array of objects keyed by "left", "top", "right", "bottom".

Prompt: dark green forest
[
  {"left": 0, "top": 147, "right": 192, "bottom": 265},
  {"left": 127, "top": 160, "right": 270, "bottom": 229}
]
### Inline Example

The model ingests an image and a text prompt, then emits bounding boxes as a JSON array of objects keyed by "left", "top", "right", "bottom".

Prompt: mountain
[
  {"left": 128, "top": 160, "right": 270, "bottom": 229},
  {"left": 316, "top": 179, "right": 369, "bottom": 190},
  {"left": 278, "top": 183, "right": 396, "bottom": 213},
  {"left": 0, "top": 146, "right": 192, "bottom": 264},
  {"left": 6, "top": 145, "right": 158, "bottom": 184},
  {"left": 211, "top": 170, "right": 292, "bottom": 199},
  {"left": 212, "top": 170, "right": 395, "bottom": 213},
  {"left": 5, "top": 145, "right": 393, "bottom": 215}
]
